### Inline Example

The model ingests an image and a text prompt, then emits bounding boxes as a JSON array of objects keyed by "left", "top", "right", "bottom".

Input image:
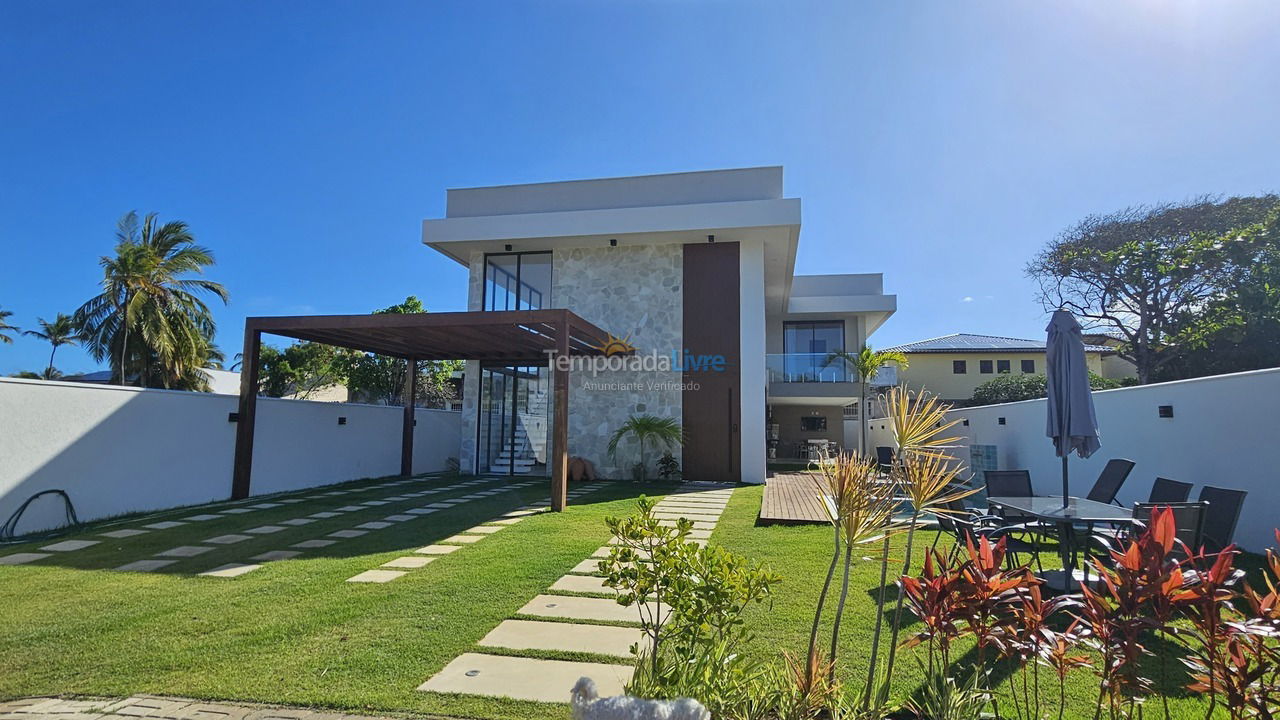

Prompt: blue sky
[{"left": 2, "top": 1, "right": 1278, "bottom": 375}]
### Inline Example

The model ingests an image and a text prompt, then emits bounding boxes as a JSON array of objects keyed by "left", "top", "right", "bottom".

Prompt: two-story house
[{"left": 421, "top": 166, "right": 896, "bottom": 482}]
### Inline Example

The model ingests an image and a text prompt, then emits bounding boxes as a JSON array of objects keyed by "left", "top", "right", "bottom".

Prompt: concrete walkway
[
  {"left": 0, "top": 695, "right": 409, "bottom": 720},
  {"left": 416, "top": 483, "right": 735, "bottom": 704}
]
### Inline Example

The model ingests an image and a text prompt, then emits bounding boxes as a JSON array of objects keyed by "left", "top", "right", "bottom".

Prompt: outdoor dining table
[{"left": 987, "top": 495, "right": 1138, "bottom": 591}]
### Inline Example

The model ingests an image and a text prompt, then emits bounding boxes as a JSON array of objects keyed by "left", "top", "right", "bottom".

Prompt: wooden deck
[{"left": 759, "top": 471, "right": 831, "bottom": 524}]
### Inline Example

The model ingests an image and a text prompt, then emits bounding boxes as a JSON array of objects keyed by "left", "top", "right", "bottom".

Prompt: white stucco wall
[
  {"left": 943, "top": 368, "right": 1280, "bottom": 553},
  {"left": 0, "top": 377, "right": 461, "bottom": 535}
]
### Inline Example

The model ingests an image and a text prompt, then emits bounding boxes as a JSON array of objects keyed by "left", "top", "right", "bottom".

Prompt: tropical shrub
[
  {"left": 607, "top": 415, "right": 682, "bottom": 480},
  {"left": 601, "top": 496, "right": 779, "bottom": 719}
]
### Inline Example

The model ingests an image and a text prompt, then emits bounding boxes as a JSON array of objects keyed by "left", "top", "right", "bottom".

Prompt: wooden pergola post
[
  {"left": 231, "top": 326, "right": 262, "bottom": 500},
  {"left": 550, "top": 313, "right": 570, "bottom": 511},
  {"left": 401, "top": 357, "right": 418, "bottom": 476}
]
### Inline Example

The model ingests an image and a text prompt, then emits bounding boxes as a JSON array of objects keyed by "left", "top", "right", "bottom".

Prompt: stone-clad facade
[{"left": 458, "top": 244, "right": 684, "bottom": 479}]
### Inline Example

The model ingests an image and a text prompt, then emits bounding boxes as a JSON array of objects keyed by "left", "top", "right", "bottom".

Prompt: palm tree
[
  {"left": 76, "top": 211, "right": 229, "bottom": 389},
  {"left": 0, "top": 306, "right": 18, "bottom": 344},
  {"left": 23, "top": 313, "right": 82, "bottom": 379},
  {"left": 824, "top": 346, "right": 910, "bottom": 454},
  {"left": 607, "top": 415, "right": 683, "bottom": 480}
]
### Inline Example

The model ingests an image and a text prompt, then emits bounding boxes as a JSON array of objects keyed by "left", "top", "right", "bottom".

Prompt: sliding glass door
[{"left": 477, "top": 364, "right": 550, "bottom": 478}]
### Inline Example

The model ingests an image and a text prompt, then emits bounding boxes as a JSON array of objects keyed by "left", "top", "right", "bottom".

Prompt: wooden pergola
[{"left": 232, "top": 309, "right": 610, "bottom": 511}]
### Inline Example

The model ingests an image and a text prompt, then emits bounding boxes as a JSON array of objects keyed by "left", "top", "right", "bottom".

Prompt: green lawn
[{"left": 0, "top": 477, "right": 1231, "bottom": 720}]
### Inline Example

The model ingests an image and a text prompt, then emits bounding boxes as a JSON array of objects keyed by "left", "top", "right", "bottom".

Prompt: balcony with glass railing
[{"left": 765, "top": 353, "right": 851, "bottom": 383}]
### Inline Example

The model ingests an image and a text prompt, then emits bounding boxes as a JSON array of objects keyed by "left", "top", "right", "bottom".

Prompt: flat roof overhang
[{"left": 244, "top": 309, "right": 610, "bottom": 364}]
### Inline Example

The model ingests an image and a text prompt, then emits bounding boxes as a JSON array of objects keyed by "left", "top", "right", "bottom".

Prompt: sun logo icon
[{"left": 592, "top": 332, "right": 636, "bottom": 357}]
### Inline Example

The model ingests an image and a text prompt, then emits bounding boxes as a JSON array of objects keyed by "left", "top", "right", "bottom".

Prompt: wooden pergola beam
[{"left": 230, "top": 309, "right": 608, "bottom": 509}]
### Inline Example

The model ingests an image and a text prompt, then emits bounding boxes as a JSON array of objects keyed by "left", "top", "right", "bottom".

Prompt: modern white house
[{"left": 420, "top": 166, "right": 897, "bottom": 482}]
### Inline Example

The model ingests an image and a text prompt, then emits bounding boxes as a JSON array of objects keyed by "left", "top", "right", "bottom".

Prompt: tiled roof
[{"left": 884, "top": 333, "right": 1111, "bottom": 354}]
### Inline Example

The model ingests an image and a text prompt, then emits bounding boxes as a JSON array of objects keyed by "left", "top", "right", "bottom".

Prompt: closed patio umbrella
[{"left": 1045, "top": 310, "right": 1100, "bottom": 508}]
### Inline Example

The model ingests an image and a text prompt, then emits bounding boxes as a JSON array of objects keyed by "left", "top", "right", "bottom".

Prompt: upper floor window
[
  {"left": 483, "top": 252, "right": 552, "bottom": 312},
  {"left": 997, "top": 359, "right": 1011, "bottom": 374},
  {"left": 953, "top": 360, "right": 967, "bottom": 374},
  {"left": 1021, "top": 359, "right": 1035, "bottom": 373},
  {"left": 980, "top": 359, "right": 994, "bottom": 374},
  {"left": 783, "top": 321, "right": 844, "bottom": 355}
]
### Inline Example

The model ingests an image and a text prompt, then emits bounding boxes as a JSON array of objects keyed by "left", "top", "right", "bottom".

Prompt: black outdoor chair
[
  {"left": 1085, "top": 458, "right": 1136, "bottom": 505},
  {"left": 1198, "top": 485, "right": 1248, "bottom": 554},
  {"left": 1148, "top": 477, "right": 1193, "bottom": 504},
  {"left": 984, "top": 469, "right": 1033, "bottom": 498},
  {"left": 875, "top": 446, "right": 895, "bottom": 474},
  {"left": 1092, "top": 500, "right": 1207, "bottom": 564},
  {"left": 929, "top": 489, "right": 1043, "bottom": 571}
]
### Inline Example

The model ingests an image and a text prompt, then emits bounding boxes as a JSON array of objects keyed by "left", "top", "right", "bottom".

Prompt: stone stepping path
[
  {"left": 419, "top": 652, "right": 632, "bottom": 703},
  {"left": 479, "top": 619, "right": 646, "bottom": 657},
  {"left": 417, "top": 483, "right": 732, "bottom": 704},
  {"left": 347, "top": 569, "right": 406, "bottom": 583}
]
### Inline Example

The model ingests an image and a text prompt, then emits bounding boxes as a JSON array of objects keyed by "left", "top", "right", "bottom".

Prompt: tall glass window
[
  {"left": 781, "top": 321, "right": 847, "bottom": 381},
  {"left": 483, "top": 251, "right": 552, "bottom": 311}
]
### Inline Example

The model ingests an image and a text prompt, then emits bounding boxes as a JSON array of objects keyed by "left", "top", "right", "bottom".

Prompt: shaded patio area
[{"left": 233, "top": 309, "right": 612, "bottom": 510}]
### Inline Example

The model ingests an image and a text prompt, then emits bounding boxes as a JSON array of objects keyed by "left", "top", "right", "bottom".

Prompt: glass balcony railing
[{"left": 766, "top": 353, "right": 852, "bottom": 383}]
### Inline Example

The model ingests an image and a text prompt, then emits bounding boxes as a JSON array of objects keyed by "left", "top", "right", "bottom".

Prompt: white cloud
[{"left": 962, "top": 296, "right": 974, "bottom": 303}]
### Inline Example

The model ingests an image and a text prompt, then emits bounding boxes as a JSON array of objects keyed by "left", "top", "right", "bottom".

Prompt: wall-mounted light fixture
[
  {"left": 707, "top": 234, "right": 715, "bottom": 243},
  {"left": 504, "top": 244, "right": 513, "bottom": 252},
  {"left": 998, "top": 417, "right": 1007, "bottom": 425},
  {"left": 609, "top": 238, "right": 617, "bottom": 247},
  {"left": 1158, "top": 405, "right": 1174, "bottom": 418},
  {"left": 228, "top": 412, "right": 239, "bottom": 423},
  {"left": 337, "top": 416, "right": 348, "bottom": 426},
  {"left": 962, "top": 419, "right": 970, "bottom": 426}
]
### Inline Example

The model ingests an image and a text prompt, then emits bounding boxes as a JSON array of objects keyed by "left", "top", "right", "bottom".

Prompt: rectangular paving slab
[
  {"left": 549, "top": 574, "right": 612, "bottom": 594},
  {"left": 382, "top": 556, "right": 435, "bottom": 569},
  {"left": 414, "top": 544, "right": 462, "bottom": 555},
  {"left": 569, "top": 558, "right": 605, "bottom": 574},
  {"left": 280, "top": 518, "right": 316, "bottom": 526},
  {"left": 115, "top": 559, "right": 178, "bottom": 572},
  {"left": 441, "top": 534, "right": 484, "bottom": 544},
  {"left": 101, "top": 528, "right": 149, "bottom": 538},
  {"left": 245, "top": 525, "right": 287, "bottom": 534},
  {"left": 157, "top": 545, "right": 214, "bottom": 557},
  {"left": 405, "top": 508, "right": 437, "bottom": 515},
  {"left": 251, "top": 550, "right": 302, "bottom": 561},
  {"left": 517, "top": 594, "right": 659, "bottom": 624},
  {"left": 479, "top": 619, "right": 645, "bottom": 658},
  {"left": 418, "top": 652, "right": 632, "bottom": 703},
  {"left": 463, "top": 525, "right": 503, "bottom": 534},
  {"left": 0, "top": 552, "right": 50, "bottom": 565},
  {"left": 40, "top": 540, "right": 101, "bottom": 552},
  {"left": 143, "top": 521, "right": 187, "bottom": 530},
  {"left": 327, "top": 529, "right": 368, "bottom": 538},
  {"left": 200, "top": 563, "right": 262, "bottom": 578},
  {"left": 183, "top": 514, "right": 222, "bottom": 521},
  {"left": 657, "top": 520, "right": 716, "bottom": 530},
  {"left": 484, "top": 517, "right": 524, "bottom": 526},
  {"left": 356, "top": 521, "right": 392, "bottom": 530},
  {"left": 347, "top": 569, "right": 406, "bottom": 583},
  {"left": 205, "top": 534, "right": 253, "bottom": 545},
  {"left": 292, "top": 539, "right": 337, "bottom": 549},
  {"left": 219, "top": 508, "right": 253, "bottom": 515},
  {"left": 383, "top": 514, "right": 416, "bottom": 522}
]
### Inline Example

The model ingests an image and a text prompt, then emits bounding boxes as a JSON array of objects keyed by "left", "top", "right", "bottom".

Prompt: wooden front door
[{"left": 681, "top": 242, "right": 741, "bottom": 483}]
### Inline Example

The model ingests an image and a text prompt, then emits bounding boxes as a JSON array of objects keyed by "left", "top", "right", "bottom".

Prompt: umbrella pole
[{"left": 1061, "top": 455, "right": 1069, "bottom": 508}]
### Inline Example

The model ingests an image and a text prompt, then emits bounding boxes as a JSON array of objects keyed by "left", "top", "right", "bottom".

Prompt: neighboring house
[
  {"left": 881, "top": 333, "right": 1119, "bottom": 405},
  {"left": 422, "top": 166, "right": 897, "bottom": 479},
  {"left": 1082, "top": 331, "right": 1140, "bottom": 380}
]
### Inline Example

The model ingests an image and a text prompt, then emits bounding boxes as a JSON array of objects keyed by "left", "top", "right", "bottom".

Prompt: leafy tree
[
  {"left": 1028, "top": 195, "right": 1280, "bottom": 383},
  {"left": 970, "top": 372, "right": 1132, "bottom": 406},
  {"left": 339, "top": 296, "right": 460, "bottom": 407},
  {"left": 607, "top": 414, "right": 683, "bottom": 480},
  {"left": 824, "top": 346, "right": 909, "bottom": 453},
  {"left": 76, "top": 212, "right": 229, "bottom": 391},
  {"left": 1154, "top": 209, "right": 1280, "bottom": 380},
  {"left": 23, "top": 313, "right": 82, "bottom": 379},
  {"left": 0, "top": 306, "right": 18, "bottom": 344},
  {"left": 256, "top": 341, "right": 354, "bottom": 399},
  {"left": 8, "top": 371, "right": 42, "bottom": 379}
]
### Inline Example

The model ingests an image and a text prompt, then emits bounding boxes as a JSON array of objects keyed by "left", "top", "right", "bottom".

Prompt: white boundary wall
[
  {"left": 0, "top": 377, "right": 461, "bottom": 535},
  {"left": 943, "top": 368, "right": 1280, "bottom": 553}
]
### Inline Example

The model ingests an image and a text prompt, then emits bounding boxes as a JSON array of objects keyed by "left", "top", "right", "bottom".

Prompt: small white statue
[{"left": 570, "top": 677, "right": 710, "bottom": 720}]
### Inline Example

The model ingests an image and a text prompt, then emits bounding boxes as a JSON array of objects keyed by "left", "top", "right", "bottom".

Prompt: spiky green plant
[{"left": 607, "top": 414, "right": 683, "bottom": 480}]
